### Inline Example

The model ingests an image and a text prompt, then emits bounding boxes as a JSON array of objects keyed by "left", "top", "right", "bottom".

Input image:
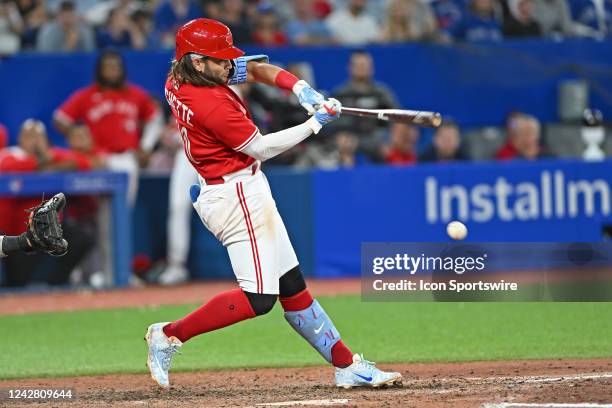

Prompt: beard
[
  {"left": 200, "top": 69, "right": 225, "bottom": 85},
  {"left": 200, "top": 60, "right": 227, "bottom": 85},
  {"left": 98, "top": 76, "right": 125, "bottom": 89}
]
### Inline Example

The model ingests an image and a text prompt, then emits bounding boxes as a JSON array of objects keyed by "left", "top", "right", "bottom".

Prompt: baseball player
[{"left": 145, "top": 18, "right": 402, "bottom": 389}]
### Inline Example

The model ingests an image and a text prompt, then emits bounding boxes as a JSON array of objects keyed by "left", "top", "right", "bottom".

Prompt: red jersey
[
  {"left": 55, "top": 83, "right": 158, "bottom": 153},
  {"left": 0, "top": 147, "right": 92, "bottom": 235},
  {"left": 164, "top": 78, "right": 257, "bottom": 180},
  {"left": 385, "top": 149, "right": 417, "bottom": 166},
  {"left": 495, "top": 141, "right": 518, "bottom": 160},
  {"left": 0, "top": 124, "right": 7, "bottom": 149}
]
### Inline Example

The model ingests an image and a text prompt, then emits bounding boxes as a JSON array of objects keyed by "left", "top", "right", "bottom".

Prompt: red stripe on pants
[{"left": 236, "top": 182, "right": 263, "bottom": 293}]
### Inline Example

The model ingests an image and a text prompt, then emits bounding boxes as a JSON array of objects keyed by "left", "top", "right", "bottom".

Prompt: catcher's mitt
[{"left": 26, "top": 193, "right": 69, "bottom": 256}]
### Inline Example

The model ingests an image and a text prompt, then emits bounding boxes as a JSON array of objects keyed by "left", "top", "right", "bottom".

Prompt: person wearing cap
[{"left": 144, "top": 18, "right": 403, "bottom": 390}]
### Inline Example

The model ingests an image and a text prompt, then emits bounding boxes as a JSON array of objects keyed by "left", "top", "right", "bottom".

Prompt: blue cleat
[
  {"left": 145, "top": 322, "right": 182, "bottom": 388},
  {"left": 335, "top": 354, "right": 403, "bottom": 389}
]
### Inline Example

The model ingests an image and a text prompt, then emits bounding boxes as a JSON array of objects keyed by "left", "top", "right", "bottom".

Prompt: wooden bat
[{"left": 339, "top": 107, "right": 442, "bottom": 128}]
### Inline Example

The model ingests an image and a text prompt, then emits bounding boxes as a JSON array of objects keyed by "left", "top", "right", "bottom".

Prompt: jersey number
[{"left": 179, "top": 126, "right": 198, "bottom": 165}]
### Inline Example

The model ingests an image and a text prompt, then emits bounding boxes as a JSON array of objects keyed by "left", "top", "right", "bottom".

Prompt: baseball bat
[{"left": 340, "top": 107, "right": 442, "bottom": 128}]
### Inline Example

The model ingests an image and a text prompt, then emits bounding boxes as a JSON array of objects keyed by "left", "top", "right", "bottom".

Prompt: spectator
[
  {"left": 571, "top": 0, "right": 612, "bottom": 36},
  {"left": 53, "top": 49, "right": 163, "bottom": 204},
  {"left": 450, "top": 0, "right": 503, "bottom": 41},
  {"left": 502, "top": 0, "right": 542, "bottom": 37},
  {"left": 154, "top": 0, "right": 202, "bottom": 48},
  {"left": 383, "top": 123, "right": 419, "bottom": 165},
  {"left": 332, "top": 50, "right": 399, "bottom": 160},
  {"left": 0, "top": 0, "right": 23, "bottom": 55},
  {"left": 285, "top": 0, "right": 334, "bottom": 45},
  {"left": 380, "top": 0, "right": 439, "bottom": 43},
  {"left": 66, "top": 125, "right": 107, "bottom": 169},
  {"left": 14, "top": 0, "right": 48, "bottom": 49},
  {"left": 81, "top": 0, "right": 144, "bottom": 27},
  {"left": 0, "top": 119, "right": 96, "bottom": 287},
  {"left": 202, "top": 0, "right": 223, "bottom": 20},
  {"left": 251, "top": 4, "right": 287, "bottom": 46},
  {"left": 325, "top": 0, "right": 380, "bottom": 45},
  {"left": 36, "top": 1, "right": 95, "bottom": 52},
  {"left": 131, "top": 8, "right": 160, "bottom": 49},
  {"left": 532, "top": 0, "right": 578, "bottom": 37},
  {"left": 46, "top": 0, "right": 100, "bottom": 17},
  {"left": 420, "top": 122, "right": 467, "bottom": 162},
  {"left": 431, "top": 0, "right": 464, "bottom": 32},
  {"left": 333, "top": 130, "right": 370, "bottom": 168},
  {"left": 495, "top": 113, "right": 543, "bottom": 160},
  {"left": 217, "top": 0, "right": 252, "bottom": 44},
  {"left": 96, "top": 6, "right": 145, "bottom": 49},
  {"left": 294, "top": 130, "right": 369, "bottom": 169}
]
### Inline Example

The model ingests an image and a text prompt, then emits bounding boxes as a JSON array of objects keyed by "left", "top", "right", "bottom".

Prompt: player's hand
[
  {"left": 313, "top": 98, "right": 342, "bottom": 126},
  {"left": 292, "top": 80, "right": 325, "bottom": 115}
]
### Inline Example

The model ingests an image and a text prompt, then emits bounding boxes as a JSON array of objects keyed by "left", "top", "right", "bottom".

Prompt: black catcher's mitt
[{"left": 26, "top": 193, "right": 69, "bottom": 256}]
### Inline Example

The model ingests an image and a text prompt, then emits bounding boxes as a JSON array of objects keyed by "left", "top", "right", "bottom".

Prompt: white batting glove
[{"left": 292, "top": 80, "right": 325, "bottom": 115}]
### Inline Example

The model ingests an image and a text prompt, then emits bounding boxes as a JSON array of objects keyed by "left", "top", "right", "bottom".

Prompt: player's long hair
[{"left": 169, "top": 55, "right": 222, "bottom": 87}]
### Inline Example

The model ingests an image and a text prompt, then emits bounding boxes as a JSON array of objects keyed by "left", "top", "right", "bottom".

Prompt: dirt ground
[
  {"left": 1, "top": 279, "right": 611, "bottom": 407},
  {"left": 1, "top": 359, "right": 611, "bottom": 407}
]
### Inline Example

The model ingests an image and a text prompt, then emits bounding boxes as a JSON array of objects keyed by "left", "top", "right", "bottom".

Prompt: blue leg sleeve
[{"left": 283, "top": 300, "right": 341, "bottom": 364}]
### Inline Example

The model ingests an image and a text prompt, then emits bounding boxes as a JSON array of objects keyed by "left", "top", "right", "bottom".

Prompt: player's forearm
[
  {"left": 240, "top": 118, "right": 322, "bottom": 162},
  {"left": 0, "top": 234, "right": 32, "bottom": 257},
  {"left": 248, "top": 62, "right": 285, "bottom": 87},
  {"left": 248, "top": 62, "right": 303, "bottom": 93}
]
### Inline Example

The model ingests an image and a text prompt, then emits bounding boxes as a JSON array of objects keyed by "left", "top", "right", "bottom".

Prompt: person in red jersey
[
  {"left": 0, "top": 119, "right": 96, "bottom": 287},
  {"left": 144, "top": 18, "right": 402, "bottom": 390},
  {"left": 53, "top": 49, "right": 163, "bottom": 203},
  {"left": 496, "top": 113, "right": 544, "bottom": 161}
]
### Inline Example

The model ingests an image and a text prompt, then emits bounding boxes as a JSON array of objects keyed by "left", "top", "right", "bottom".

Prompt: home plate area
[{"left": 1, "top": 359, "right": 611, "bottom": 407}]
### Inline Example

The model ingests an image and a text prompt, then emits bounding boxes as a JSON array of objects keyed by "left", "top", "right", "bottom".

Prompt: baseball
[{"left": 447, "top": 221, "right": 468, "bottom": 240}]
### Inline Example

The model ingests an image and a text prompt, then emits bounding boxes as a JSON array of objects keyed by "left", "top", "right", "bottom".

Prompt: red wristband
[{"left": 274, "top": 69, "right": 299, "bottom": 90}]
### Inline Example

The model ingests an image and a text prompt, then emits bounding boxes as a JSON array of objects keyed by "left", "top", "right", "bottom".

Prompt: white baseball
[{"left": 446, "top": 221, "right": 468, "bottom": 240}]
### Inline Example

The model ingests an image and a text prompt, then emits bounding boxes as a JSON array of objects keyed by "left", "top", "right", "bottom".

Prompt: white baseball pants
[{"left": 192, "top": 165, "right": 299, "bottom": 294}]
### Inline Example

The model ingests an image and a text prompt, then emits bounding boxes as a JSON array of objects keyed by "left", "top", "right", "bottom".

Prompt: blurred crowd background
[
  {"left": 0, "top": 0, "right": 611, "bottom": 288},
  {"left": 0, "top": 0, "right": 610, "bottom": 55}
]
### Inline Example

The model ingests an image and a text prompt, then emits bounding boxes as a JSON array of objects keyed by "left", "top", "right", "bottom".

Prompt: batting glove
[
  {"left": 314, "top": 98, "right": 342, "bottom": 126},
  {"left": 293, "top": 80, "right": 325, "bottom": 115}
]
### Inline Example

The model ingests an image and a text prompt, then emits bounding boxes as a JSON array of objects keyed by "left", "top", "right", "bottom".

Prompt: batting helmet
[{"left": 175, "top": 18, "right": 244, "bottom": 61}]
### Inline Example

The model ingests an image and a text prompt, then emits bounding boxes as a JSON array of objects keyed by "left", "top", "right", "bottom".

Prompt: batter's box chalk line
[
  {"left": 248, "top": 398, "right": 349, "bottom": 407},
  {"left": 466, "top": 372, "right": 612, "bottom": 384},
  {"left": 483, "top": 403, "right": 612, "bottom": 408}
]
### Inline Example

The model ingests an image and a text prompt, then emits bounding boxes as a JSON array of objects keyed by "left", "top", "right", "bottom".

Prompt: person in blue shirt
[
  {"left": 285, "top": 0, "right": 334, "bottom": 45},
  {"left": 450, "top": 0, "right": 503, "bottom": 41},
  {"left": 97, "top": 7, "right": 143, "bottom": 49},
  {"left": 154, "top": 0, "right": 202, "bottom": 47}
]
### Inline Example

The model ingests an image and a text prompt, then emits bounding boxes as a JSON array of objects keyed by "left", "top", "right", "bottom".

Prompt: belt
[{"left": 204, "top": 162, "right": 259, "bottom": 185}]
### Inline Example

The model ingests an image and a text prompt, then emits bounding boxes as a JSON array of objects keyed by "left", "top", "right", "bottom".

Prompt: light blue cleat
[
  {"left": 145, "top": 322, "right": 182, "bottom": 388},
  {"left": 335, "top": 354, "right": 403, "bottom": 389}
]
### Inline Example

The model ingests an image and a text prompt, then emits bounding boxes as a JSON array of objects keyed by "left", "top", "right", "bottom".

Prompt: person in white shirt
[{"left": 326, "top": 0, "right": 381, "bottom": 45}]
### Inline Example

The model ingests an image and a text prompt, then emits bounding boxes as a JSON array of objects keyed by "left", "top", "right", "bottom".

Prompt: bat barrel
[{"left": 340, "top": 107, "right": 442, "bottom": 128}]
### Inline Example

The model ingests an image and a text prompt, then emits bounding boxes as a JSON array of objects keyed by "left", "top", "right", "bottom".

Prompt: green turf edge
[{"left": 0, "top": 296, "right": 611, "bottom": 380}]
